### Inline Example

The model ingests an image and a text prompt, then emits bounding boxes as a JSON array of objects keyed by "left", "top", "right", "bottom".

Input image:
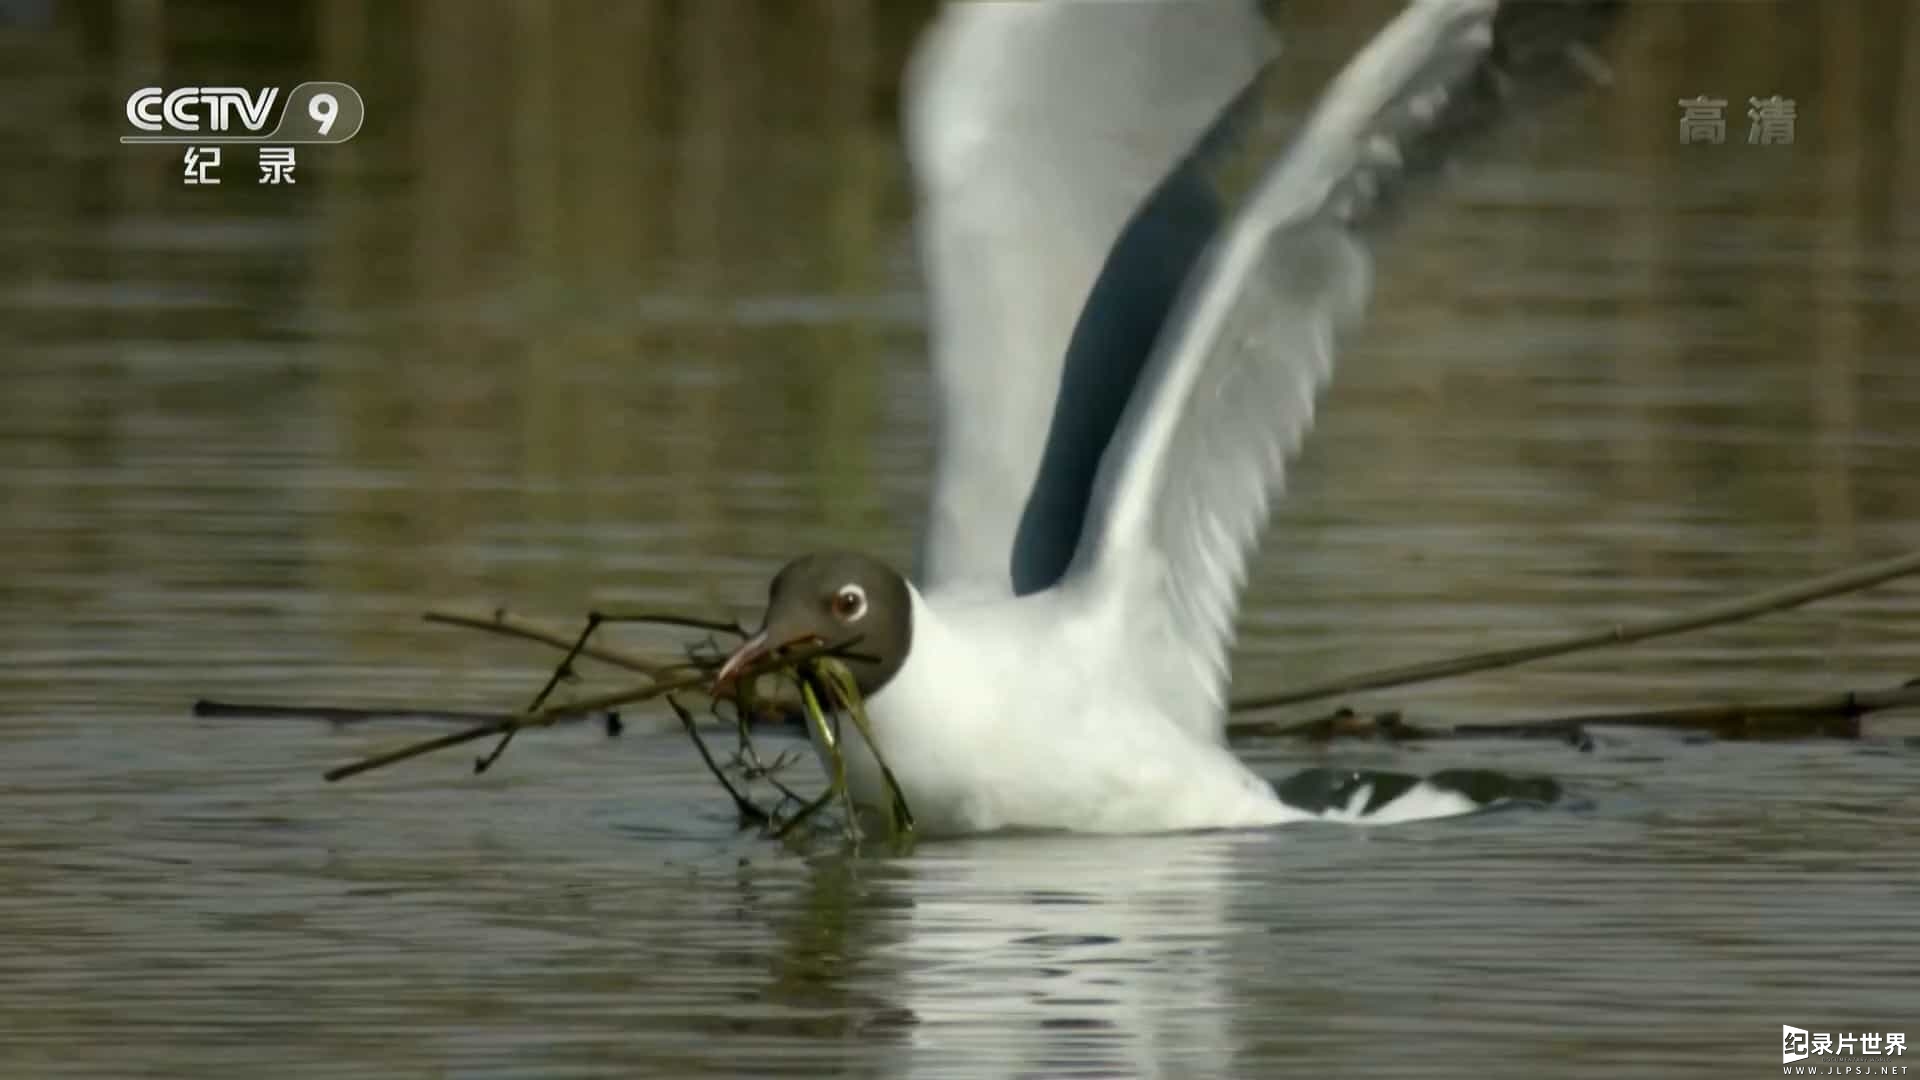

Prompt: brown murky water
[{"left": 2, "top": 2, "right": 1918, "bottom": 1076}]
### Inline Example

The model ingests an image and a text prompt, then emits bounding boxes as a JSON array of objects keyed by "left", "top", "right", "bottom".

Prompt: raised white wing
[
  {"left": 906, "top": 0, "right": 1275, "bottom": 596},
  {"left": 1065, "top": 0, "right": 1618, "bottom": 740}
]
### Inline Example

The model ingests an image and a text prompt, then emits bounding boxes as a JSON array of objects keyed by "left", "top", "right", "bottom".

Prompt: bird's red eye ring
[{"left": 832, "top": 584, "right": 868, "bottom": 622}]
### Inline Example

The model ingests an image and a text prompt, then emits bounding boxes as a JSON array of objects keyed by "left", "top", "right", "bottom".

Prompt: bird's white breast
[{"left": 821, "top": 585, "right": 1296, "bottom": 836}]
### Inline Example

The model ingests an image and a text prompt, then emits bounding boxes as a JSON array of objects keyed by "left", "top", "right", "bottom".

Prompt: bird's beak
[
  {"left": 715, "top": 625, "right": 824, "bottom": 692},
  {"left": 713, "top": 629, "right": 771, "bottom": 691}
]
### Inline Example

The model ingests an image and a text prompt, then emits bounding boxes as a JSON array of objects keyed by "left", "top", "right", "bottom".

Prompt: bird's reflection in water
[{"left": 764, "top": 831, "right": 1258, "bottom": 1077}]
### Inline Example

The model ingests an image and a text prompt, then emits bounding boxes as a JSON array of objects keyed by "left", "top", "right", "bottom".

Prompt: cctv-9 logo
[{"left": 121, "top": 81, "right": 364, "bottom": 144}]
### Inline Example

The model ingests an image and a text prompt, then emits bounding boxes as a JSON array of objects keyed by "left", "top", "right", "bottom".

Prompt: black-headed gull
[{"left": 718, "top": 0, "right": 1616, "bottom": 836}]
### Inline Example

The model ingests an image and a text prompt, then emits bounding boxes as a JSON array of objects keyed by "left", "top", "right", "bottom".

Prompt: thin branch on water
[
  {"left": 1227, "top": 680, "right": 1920, "bottom": 743},
  {"left": 1228, "top": 548, "right": 1920, "bottom": 715},
  {"left": 322, "top": 721, "right": 523, "bottom": 783},
  {"left": 324, "top": 671, "right": 704, "bottom": 782},
  {"left": 666, "top": 694, "right": 770, "bottom": 825},
  {"left": 1457, "top": 681, "right": 1920, "bottom": 740},
  {"left": 774, "top": 786, "right": 837, "bottom": 840},
  {"left": 193, "top": 700, "right": 513, "bottom": 726},
  {"left": 192, "top": 699, "right": 624, "bottom": 737}
]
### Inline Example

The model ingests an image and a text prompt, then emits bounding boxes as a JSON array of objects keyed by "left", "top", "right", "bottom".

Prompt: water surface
[{"left": 2, "top": 2, "right": 1918, "bottom": 1076}]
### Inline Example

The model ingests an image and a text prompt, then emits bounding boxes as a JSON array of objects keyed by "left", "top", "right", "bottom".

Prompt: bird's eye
[{"left": 831, "top": 584, "right": 868, "bottom": 622}]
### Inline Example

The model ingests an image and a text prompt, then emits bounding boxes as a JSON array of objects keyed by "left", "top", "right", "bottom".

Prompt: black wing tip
[{"left": 1272, "top": 766, "right": 1563, "bottom": 818}]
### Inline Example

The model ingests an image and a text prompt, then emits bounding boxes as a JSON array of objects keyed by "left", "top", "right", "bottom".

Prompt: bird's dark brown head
[{"left": 715, "top": 551, "right": 914, "bottom": 698}]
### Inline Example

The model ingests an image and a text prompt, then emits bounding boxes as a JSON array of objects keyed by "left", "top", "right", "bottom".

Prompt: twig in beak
[{"left": 323, "top": 639, "right": 858, "bottom": 782}]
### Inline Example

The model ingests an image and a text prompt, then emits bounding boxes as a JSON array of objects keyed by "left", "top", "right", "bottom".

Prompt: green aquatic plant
[{"left": 794, "top": 658, "right": 915, "bottom": 850}]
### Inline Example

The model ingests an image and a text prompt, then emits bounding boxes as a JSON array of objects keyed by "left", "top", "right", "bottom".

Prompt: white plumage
[{"left": 735, "top": 0, "right": 1616, "bottom": 835}]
